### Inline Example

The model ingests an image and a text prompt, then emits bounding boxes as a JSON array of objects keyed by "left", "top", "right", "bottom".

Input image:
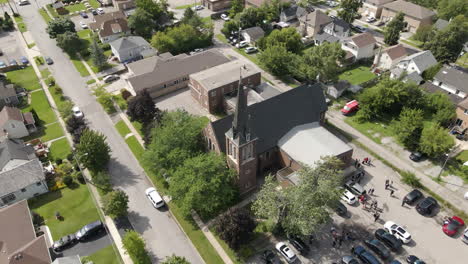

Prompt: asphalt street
[{"left": 16, "top": 2, "right": 204, "bottom": 263}]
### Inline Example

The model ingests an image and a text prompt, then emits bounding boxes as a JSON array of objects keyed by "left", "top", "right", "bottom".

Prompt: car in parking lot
[
  {"left": 403, "top": 189, "right": 423, "bottom": 205},
  {"left": 406, "top": 255, "right": 426, "bottom": 264},
  {"left": 384, "top": 221, "right": 411, "bottom": 244},
  {"left": 409, "top": 152, "right": 423, "bottom": 161},
  {"left": 351, "top": 245, "right": 381, "bottom": 264},
  {"left": 0, "top": 61, "right": 6, "bottom": 68},
  {"left": 75, "top": 220, "right": 105, "bottom": 241},
  {"left": 221, "top": 13, "right": 230, "bottom": 21},
  {"left": 80, "top": 12, "right": 88, "bottom": 18},
  {"left": 374, "top": 228, "right": 402, "bottom": 251},
  {"left": 352, "top": 25, "right": 367, "bottom": 33},
  {"left": 194, "top": 5, "right": 204, "bottom": 10},
  {"left": 18, "top": 0, "right": 29, "bottom": 5},
  {"left": 364, "top": 239, "right": 390, "bottom": 259},
  {"left": 442, "top": 216, "right": 465, "bottom": 236},
  {"left": 52, "top": 234, "right": 76, "bottom": 252},
  {"left": 103, "top": 74, "right": 119, "bottom": 83},
  {"left": 91, "top": 9, "right": 98, "bottom": 15},
  {"left": 416, "top": 196, "right": 437, "bottom": 215},
  {"left": 275, "top": 242, "right": 297, "bottom": 263},
  {"left": 245, "top": 47, "right": 258, "bottom": 54},
  {"left": 45, "top": 56, "right": 53, "bottom": 65},
  {"left": 97, "top": 8, "right": 105, "bottom": 14},
  {"left": 145, "top": 187, "right": 165, "bottom": 208},
  {"left": 261, "top": 249, "right": 281, "bottom": 264},
  {"left": 335, "top": 201, "right": 347, "bottom": 216},
  {"left": 20, "top": 56, "right": 29, "bottom": 65},
  {"left": 80, "top": 21, "right": 88, "bottom": 29},
  {"left": 341, "top": 189, "right": 357, "bottom": 205},
  {"left": 341, "top": 255, "right": 359, "bottom": 264},
  {"left": 236, "top": 40, "right": 249, "bottom": 48},
  {"left": 462, "top": 228, "right": 468, "bottom": 243},
  {"left": 9, "top": 59, "right": 18, "bottom": 66},
  {"left": 344, "top": 180, "right": 365, "bottom": 195},
  {"left": 287, "top": 235, "right": 309, "bottom": 255},
  {"left": 366, "top": 16, "right": 376, "bottom": 23}
]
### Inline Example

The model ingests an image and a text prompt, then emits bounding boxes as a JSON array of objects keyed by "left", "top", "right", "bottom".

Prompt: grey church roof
[{"left": 211, "top": 83, "right": 328, "bottom": 154}]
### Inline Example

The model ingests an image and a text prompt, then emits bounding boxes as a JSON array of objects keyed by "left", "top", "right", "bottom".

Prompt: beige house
[
  {"left": 113, "top": 0, "right": 135, "bottom": 10},
  {"left": 202, "top": 0, "right": 231, "bottom": 11},
  {"left": 380, "top": 0, "right": 435, "bottom": 33},
  {"left": 299, "top": 10, "right": 333, "bottom": 37},
  {"left": 341, "top": 32, "right": 377, "bottom": 61},
  {"left": 373, "top": 44, "right": 408, "bottom": 70},
  {"left": 89, "top": 11, "right": 130, "bottom": 43},
  {"left": 359, "top": 0, "right": 395, "bottom": 19},
  {"left": 0, "top": 106, "right": 36, "bottom": 139}
]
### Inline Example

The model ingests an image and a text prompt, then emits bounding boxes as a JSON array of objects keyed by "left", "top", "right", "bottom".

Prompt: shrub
[
  {"left": 58, "top": 100, "right": 74, "bottom": 119},
  {"left": 35, "top": 56, "right": 44, "bottom": 65},
  {"left": 55, "top": 158, "right": 63, "bottom": 165},
  {"left": 63, "top": 175, "right": 74, "bottom": 186},
  {"left": 100, "top": 43, "right": 111, "bottom": 51},
  {"left": 48, "top": 77, "right": 55, "bottom": 86},
  {"left": 74, "top": 171, "right": 85, "bottom": 184},
  {"left": 31, "top": 211, "right": 44, "bottom": 226},
  {"left": 67, "top": 153, "right": 74, "bottom": 161},
  {"left": 400, "top": 171, "right": 422, "bottom": 188},
  {"left": 122, "top": 231, "right": 151, "bottom": 264},
  {"left": 54, "top": 86, "right": 63, "bottom": 94},
  {"left": 121, "top": 89, "right": 132, "bottom": 101}
]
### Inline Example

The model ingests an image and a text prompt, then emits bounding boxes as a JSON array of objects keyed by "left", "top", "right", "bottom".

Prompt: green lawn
[
  {"left": 46, "top": 4, "right": 59, "bottom": 18},
  {"left": 85, "top": 245, "right": 121, "bottom": 264},
  {"left": 49, "top": 137, "right": 72, "bottom": 161},
  {"left": 49, "top": 85, "right": 70, "bottom": 110},
  {"left": 86, "top": 79, "right": 96, "bottom": 85},
  {"left": 400, "top": 38, "right": 423, "bottom": 49},
  {"left": 344, "top": 115, "right": 395, "bottom": 144},
  {"left": 23, "top": 90, "right": 57, "bottom": 124},
  {"left": 40, "top": 68, "right": 51, "bottom": 79},
  {"left": 216, "top": 34, "right": 228, "bottom": 44},
  {"left": 175, "top": 3, "right": 196, "bottom": 9},
  {"left": 28, "top": 184, "right": 101, "bottom": 240},
  {"left": 456, "top": 53, "right": 468, "bottom": 68},
  {"left": 115, "top": 120, "right": 132, "bottom": 137},
  {"left": 64, "top": 0, "right": 100, "bottom": 13},
  {"left": 41, "top": 122, "right": 65, "bottom": 142},
  {"left": 27, "top": 43, "right": 36, "bottom": 49},
  {"left": 339, "top": 66, "right": 376, "bottom": 85},
  {"left": 71, "top": 57, "right": 91, "bottom": 77},
  {"left": 125, "top": 136, "right": 145, "bottom": 160},
  {"left": 13, "top": 16, "right": 27, "bottom": 33},
  {"left": 39, "top": 8, "right": 53, "bottom": 23},
  {"left": 6, "top": 66, "right": 41, "bottom": 91},
  {"left": 455, "top": 150, "right": 468, "bottom": 163}
]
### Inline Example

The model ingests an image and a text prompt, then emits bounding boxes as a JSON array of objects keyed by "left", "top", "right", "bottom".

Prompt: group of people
[
  {"left": 330, "top": 227, "right": 355, "bottom": 248},
  {"left": 385, "top": 179, "right": 395, "bottom": 197}
]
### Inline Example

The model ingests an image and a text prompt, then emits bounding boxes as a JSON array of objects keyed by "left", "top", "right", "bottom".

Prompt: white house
[
  {"left": 241, "top": 27, "right": 265, "bottom": 44},
  {"left": 373, "top": 44, "right": 408, "bottom": 70},
  {"left": 393, "top": 50, "right": 437, "bottom": 75},
  {"left": 432, "top": 66, "right": 468, "bottom": 99},
  {"left": 109, "top": 36, "right": 156, "bottom": 63},
  {"left": 0, "top": 106, "right": 36, "bottom": 140},
  {"left": 341, "top": 32, "right": 377, "bottom": 61}
]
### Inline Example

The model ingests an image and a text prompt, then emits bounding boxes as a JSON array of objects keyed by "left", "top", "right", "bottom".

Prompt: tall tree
[
  {"left": 151, "top": 24, "right": 212, "bottom": 55},
  {"left": 425, "top": 92, "right": 456, "bottom": 126},
  {"left": 412, "top": 25, "right": 434, "bottom": 43},
  {"left": 253, "top": 157, "right": 344, "bottom": 236},
  {"left": 181, "top": 7, "right": 203, "bottom": 28},
  {"left": 258, "top": 28, "right": 303, "bottom": 53},
  {"left": 56, "top": 32, "right": 82, "bottom": 55},
  {"left": 237, "top": 7, "right": 266, "bottom": 28},
  {"left": 384, "top": 12, "right": 405, "bottom": 45},
  {"left": 135, "top": 0, "right": 168, "bottom": 20},
  {"left": 162, "top": 255, "right": 191, "bottom": 264},
  {"left": 128, "top": 8, "right": 154, "bottom": 39},
  {"left": 213, "top": 208, "right": 256, "bottom": 250},
  {"left": 122, "top": 231, "right": 151, "bottom": 264},
  {"left": 258, "top": 45, "right": 296, "bottom": 76},
  {"left": 76, "top": 129, "right": 111, "bottom": 172},
  {"left": 127, "top": 89, "right": 161, "bottom": 125},
  {"left": 338, "top": 0, "right": 363, "bottom": 24},
  {"left": 437, "top": 0, "right": 468, "bottom": 20},
  {"left": 89, "top": 39, "right": 106, "bottom": 70},
  {"left": 419, "top": 123, "right": 454, "bottom": 157},
  {"left": 229, "top": 0, "right": 244, "bottom": 17},
  {"left": 102, "top": 190, "right": 129, "bottom": 218},
  {"left": 295, "top": 42, "right": 345, "bottom": 82},
  {"left": 393, "top": 108, "right": 424, "bottom": 150},
  {"left": 169, "top": 152, "right": 238, "bottom": 219},
  {"left": 46, "top": 17, "right": 75, "bottom": 38}
]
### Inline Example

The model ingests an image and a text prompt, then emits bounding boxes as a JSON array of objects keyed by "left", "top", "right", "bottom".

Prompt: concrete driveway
[{"left": 0, "top": 31, "right": 27, "bottom": 64}]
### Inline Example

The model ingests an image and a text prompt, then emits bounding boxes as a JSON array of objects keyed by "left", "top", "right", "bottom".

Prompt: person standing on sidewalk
[{"left": 390, "top": 189, "right": 395, "bottom": 197}]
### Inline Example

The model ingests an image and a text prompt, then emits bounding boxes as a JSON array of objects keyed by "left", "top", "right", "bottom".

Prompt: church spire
[{"left": 232, "top": 66, "right": 248, "bottom": 144}]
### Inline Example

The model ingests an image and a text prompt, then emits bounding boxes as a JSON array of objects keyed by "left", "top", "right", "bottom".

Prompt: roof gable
[
  {"left": 384, "top": 44, "right": 408, "bottom": 60},
  {"left": 0, "top": 139, "right": 35, "bottom": 170},
  {"left": 400, "top": 50, "right": 437, "bottom": 72},
  {"left": 435, "top": 66, "right": 468, "bottom": 93},
  {"left": 350, "top": 32, "right": 377, "bottom": 48},
  {"left": 300, "top": 10, "right": 333, "bottom": 28}
]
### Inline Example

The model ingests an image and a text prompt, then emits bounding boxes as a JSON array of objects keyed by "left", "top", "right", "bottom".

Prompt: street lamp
[{"left": 437, "top": 152, "right": 451, "bottom": 181}]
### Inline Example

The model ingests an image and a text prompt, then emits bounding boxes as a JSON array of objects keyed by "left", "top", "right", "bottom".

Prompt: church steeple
[{"left": 232, "top": 66, "right": 249, "bottom": 145}]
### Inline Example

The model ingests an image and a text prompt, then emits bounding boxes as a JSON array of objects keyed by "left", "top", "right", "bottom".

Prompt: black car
[
  {"left": 261, "top": 250, "right": 281, "bottom": 264},
  {"left": 406, "top": 255, "right": 426, "bottom": 264},
  {"left": 75, "top": 220, "right": 104, "bottom": 241},
  {"left": 374, "top": 229, "right": 402, "bottom": 252},
  {"left": 91, "top": 9, "right": 98, "bottom": 15},
  {"left": 409, "top": 152, "right": 423, "bottom": 161},
  {"left": 351, "top": 245, "right": 381, "bottom": 264},
  {"left": 404, "top": 189, "right": 423, "bottom": 205},
  {"left": 44, "top": 56, "right": 53, "bottom": 65},
  {"left": 416, "top": 196, "right": 437, "bottom": 215},
  {"left": 341, "top": 255, "right": 359, "bottom": 264},
  {"left": 288, "top": 235, "right": 309, "bottom": 255},
  {"left": 364, "top": 239, "right": 390, "bottom": 259},
  {"left": 52, "top": 234, "right": 76, "bottom": 251},
  {"left": 80, "top": 12, "right": 88, "bottom": 18},
  {"left": 335, "top": 201, "right": 348, "bottom": 216}
]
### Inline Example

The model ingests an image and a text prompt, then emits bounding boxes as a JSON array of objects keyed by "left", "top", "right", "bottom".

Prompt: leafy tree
[
  {"left": 127, "top": 89, "right": 161, "bottom": 125},
  {"left": 162, "top": 255, "right": 190, "bottom": 264},
  {"left": 253, "top": 157, "right": 344, "bottom": 236},
  {"left": 143, "top": 110, "right": 208, "bottom": 174},
  {"left": 260, "top": 0, "right": 289, "bottom": 22},
  {"left": 437, "top": 0, "right": 468, "bottom": 20},
  {"left": 122, "top": 231, "right": 151, "bottom": 264},
  {"left": 135, "top": 0, "right": 168, "bottom": 20},
  {"left": 102, "top": 190, "right": 129, "bottom": 218},
  {"left": 412, "top": 25, "right": 434, "bottom": 43},
  {"left": 76, "top": 129, "right": 111, "bottom": 172},
  {"left": 46, "top": 17, "right": 75, "bottom": 38},
  {"left": 393, "top": 108, "right": 424, "bottom": 150},
  {"left": 66, "top": 115, "right": 86, "bottom": 133},
  {"left": 92, "top": 170, "right": 112, "bottom": 191},
  {"left": 419, "top": 123, "right": 454, "bottom": 157},
  {"left": 56, "top": 32, "right": 82, "bottom": 55},
  {"left": 258, "top": 45, "right": 296, "bottom": 76},
  {"left": 295, "top": 42, "right": 345, "bottom": 82},
  {"left": 338, "top": 0, "right": 363, "bottom": 24},
  {"left": 128, "top": 8, "right": 154, "bottom": 39},
  {"left": 213, "top": 208, "right": 256, "bottom": 249},
  {"left": 237, "top": 7, "right": 266, "bottom": 28},
  {"left": 221, "top": 20, "right": 241, "bottom": 37},
  {"left": 89, "top": 39, "right": 106, "bottom": 70},
  {"left": 151, "top": 24, "right": 212, "bottom": 55},
  {"left": 421, "top": 63, "right": 442, "bottom": 80},
  {"left": 384, "top": 12, "right": 405, "bottom": 45},
  {"left": 169, "top": 152, "right": 238, "bottom": 219},
  {"left": 1, "top": 12, "right": 13, "bottom": 31},
  {"left": 63, "top": 175, "right": 74, "bottom": 186},
  {"left": 181, "top": 7, "right": 204, "bottom": 28},
  {"left": 423, "top": 15, "right": 468, "bottom": 63},
  {"left": 425, "top": 92, "right": 456, "bottom": 126},
  {"left": 229, "top": 0, "right": 244, "bottom": 17},
  {"left": 258, "top": 28, "right": 303, "bottom": 53}
]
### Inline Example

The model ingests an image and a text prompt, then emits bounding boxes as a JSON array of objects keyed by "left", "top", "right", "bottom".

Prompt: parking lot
[
  {"left": 69, "top": 5, "right": 117, "bottom": 32},
  {"left": 0, "top": 31, "right": 27, "bottom": 65}
]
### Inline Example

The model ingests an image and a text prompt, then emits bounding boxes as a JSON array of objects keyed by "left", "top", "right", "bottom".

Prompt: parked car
[
  {"left": 342, "top": 189, "right": 357, "bottom": 205},
  {"left": 403, "top": 189, "right": 423, "bottom": 205},
  {"left": 80, "top": 12, "right": 88, "bottom": 18},
  {"left": 52, "top": 234, "right": 76, "bottom": 252},
  {"left": 353, "top": 25, "right": 367, "bottom": 33},
  {"left": 221, "top": 13, "right": 230, "bottom": 21},
  {"left": 75, "top": 220, "right": 105, "bottom": 241},
  {"left": 374, "top": 228, "right": 402, "bottom": 252},
  {"left": 366, "top": 17, "right": 376, "bottom": 23},
  {"left": 287, "top": 235, "right": 309, "bottom": 255},
  {"left": 145, "top": 187, "right": 165, "bottom": 208},
  {"left": 236, "top": 40, "right": 249, "bottom": 48},
  {"left": 18, "top": 0, "right": 29, "bottom": 6},
  {"left": 344, "top": 180, "right": 365, "bottom": 195},
  {"left": 20, "top": 56, "right": 29, "bottom": 65},
  {"left": 45, "top": 56, "right": 53, "bottom": 65},
  {"left": 416, "top": 196, "right": 437, "bottom": 215},
  {"left": 194, "top": 5, "right": 204, "bottom": 10},
  {"left": 351, "top": 245, "right": 381, "bottom": 264},
  {"left": 103, "top": 74, "right": 119, "bottom": 83},
  {"left": 261, "top": 249, "right": 281, "bottom": 264},
  {"left": 326, "top": 0, "right": 339, "bottom": 7},
  {"left": 275, "top": 242, "right": 297, "bottom": 263},
  {"left": 406, "top": 255, "right": 426, "bottom": 264},
  {"left": 72, "top": 106, "right": 84, "bottom": 119},
  {"left": 384, "top": 221, "right": 411, "bottom": 244},
  {"left": 97, "top": 8, "right": 105, "bottom": 14},
  {"left": 80, "top": 21, "right": 88, "bottom": 29},
  {"left": 341, "top": 255, "right": 359, "bottom": 264},
  {"left": 245, "top": 47, "right": 258, "bottom": 54},
  {"left": 0, "top": 61, "right": 6, "bottom": 68},
  {"left": 462, "top": 228, "right": 468, "bottom": 243},
  {"left": 335, "top": 201, "right": 348, "bottom": 216},
  {"left": 341, "top": 100, "right": 359, "bottom": 115},
  {"left": 9, "top": 59, "right": 18, "bottom": 66},
  {"left": 375, "top": 21, "right": 385, "bottom": 27},
  {"left": 91, "top": 9, "right": 98, "bottom": 15},
  {"left": 364, "top": 239, "right": 390, "bottom": 259},
  {"left": 409, "top": 152, "right": 423, "bottom": 161},
  {"left": 443, "top": 216, "right": 465, "bottom": 236}
]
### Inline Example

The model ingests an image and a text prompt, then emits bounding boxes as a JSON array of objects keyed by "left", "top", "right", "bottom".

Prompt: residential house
[
  {"left": 315, "top": 17, "right": 351, "bottom": 44},
  {"left": 359, "top": 0, "right": 395, "bottom": 19},
  {"left": 298, "top": 10, "right": 333, "bottom": 38},
  {"left": 202, "top": 0, "right": 231, "bottom": 11},
  {"left": 280, "top": 5, "right": 308, "bottom": 26},
  {"left": 0, "top": 139, "right": 48, "bottom": 207},
  {"left": 112, "top": 0, "right": 135, "bottom": 10},
  {"left": 52, "top": 1, "right": 67, "bottom": 15},
  {"left": 391, "top": 50, "right": 437, "bottom": 79},
  {"left": 341, "top": 32, "right": 377, "bottom": 61},
  {"left": 0, "top": 106, "right": 36, "bottom": 140},
  {"left": 89, "top": 11, "right": 130, "bottom": 43},
  {"left": 204, "top": 83, "right": 353, "bottom": 194},
  {"left": 380, "top": 0, "right": 436, "bottom": 33},
  {"left": 421, "top": 82, "right": 464, "bottom": 105},
  {"left": 241, "top": 27, "right": 265, "bottom": 44},
  {"left": 190, "top": 60, "right": 261, "bottom": 114},
  {"left": 432, "top": 66, "right": 468, "bottom": 99},
  {"left": 326, "top": 80, "right": 351, "bottom": 99},
  {"left": 0, "top": 200, "right": 52, "bottom": 264},
  {"left": 52, "top": 255, "right": 82, "bottom": 264},
  {"left": 373, "top": 44, "right": 408, "bottom": 70},
  {"left": 125, "top": 51, "right": 230, "bottom": 98},
  {"left": 433, "top": 18, "right": 449, "bottom": 31},
  {"left": 0, "top": 81, "right": 19, "bottom": 109},
  {"left": 456, "top": 99, "right": 468, "bottom": 130},
  {"left": 109, "top": 36, "right": 156, "bottom": 63}
]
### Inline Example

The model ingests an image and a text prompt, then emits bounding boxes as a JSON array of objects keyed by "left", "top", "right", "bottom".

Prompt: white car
[
  {"left": 327, "top": 1, "right": 339, "bottom": 7},
  {"left": 245, "top": 47, "right": 258, "bottom": 54},
  {"left": 103, "top": 74, "right": 119, "bottom": 83},
  {"left": 97, "top": 8, "right": 105, "bottom": 14},
  {"left": 145, "top": 187, "right": 165, "bottom": 208},
  {"left": 80, "top": 21, "right": 88, "bottom": 29},
  {"left": 84, "top": 2, "right": 90, "bottom": 7},
  {"left": 236, "top": 40, "right": 249, "bottom": 48},
  {"left": 384, "top": 221, "right": 412, "bottom": 244},
  {"left": 72, "top": 106, "right": 84, "bottom": 119},
  {"left": 341, "top": 189, "right": 357, "bottom": 205},
  {"left": 194, "top": 5, "right": 204, "bottom": 10},
  {"left": 275, "top": 242, "right": 297, "bottom": 263},
  {"left": 221, "top": 14, "right": 230, "bottom": 21},
  {"left": 366, "top": 16, "right": 376, "bottom": 23}
]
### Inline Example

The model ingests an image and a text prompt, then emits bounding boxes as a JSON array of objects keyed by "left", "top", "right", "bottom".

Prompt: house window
[
  {"left": 266, "top": 151, "right": 270, "bottom": 159},
  {"left": 21, "top": 188, "right": 26, "bottom": 192},
  {"left": 207, "top": 138, "right": 212, "bottom": 149},
  {"left": 210, "top": 91, "right": 216, "bottom": 97},
  {"left": 456, "top": 90, "right": 460, "bottom": 95},
  {"left": 36, "top": 182, "right": 42, "bottom": 186},
  {"left": 5, "top": 97, "right": 10, "bottom": 103},
  {"left": 1, "top": 193, "right": 16, "bottom": 204},
  {"left": 456, "top": 119, "right": 463, "bottom": 126},
  {"left": 439, "top": 82, "right": 443, "bottom": 86}
]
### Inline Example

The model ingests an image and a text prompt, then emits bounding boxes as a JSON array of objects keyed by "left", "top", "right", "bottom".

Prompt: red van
[{"left": 341, "top": 100, "right": 359, "bottom": 115}]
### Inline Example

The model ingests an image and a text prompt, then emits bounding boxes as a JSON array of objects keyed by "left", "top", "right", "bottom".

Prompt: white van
[{"left": 145, "top": 187, "right": 165, "bottom": 208}]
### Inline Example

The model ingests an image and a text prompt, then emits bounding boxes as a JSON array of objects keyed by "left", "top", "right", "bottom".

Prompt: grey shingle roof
[
  {"left": 211, "top": 83, "right": 328, "bottom": 154},
  {"left": 109, "top": 36, "right": 151, "bottom": 52},
  {"left": 0, "top": 159, "right": 44, "bottom": 195},
  {"left": 52, "top": 255, "right": 82, "bottom": 264},
  {"left": 399, "top": 50, "right": 437, "bottom": 72},
  {"left": 0, "top": 139, "right": 35, "bottom": 170},
  {"left": 434, "top": 66, "right": 468, "bottom": 93},
  {"left": 241, "top": 26, "right": 265, "bottom": 42},
  {"left": 434, "top": 19, "right": 449, "bottom": 31},
  {"left": 281, "top": 5, "right": 307, "bottom": 20},
  {"left": 0, "top": 81, "right": 17, "bottom": 98},
  {"left": 325, "top": 18, "right": 350, "bottom": 35}
]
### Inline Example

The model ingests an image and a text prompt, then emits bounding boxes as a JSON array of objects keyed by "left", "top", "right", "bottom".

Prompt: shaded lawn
[
  {"left": 28, "top": 184, "right": 100, "bottom": 240},
  {"left": 339, "top": 66, "right": 376, "bottom": 85},
  {"left": 115, "top": 120, "right": 131, "bottom": 137},
  {"left": 49, "top": 137, "right": 72, "bottom": 161},
  {"left": 456, "top": 53, "right": 468, "bottom": 68},
  {"left": 22, "top": 90, "right": 57, "bottom": 124},
  {"left": 131, "top": 120, "right": 143, "bottom": 137},
  {"left": 344, "top": 115, "right": 394, "bottom": 144},
  {"left": 41, "top": 122, "right": 65, "bottom": 142},
  {"left": 13, "top": 16, "right": 27, "bottom": 33},
  {"left": 125, "top": 136, "right": 144, "bottom": 160},
  {"left": 71, "top": 57, "right": 90, "bottom": 77},
  {"left": 455, "top": 150, "right": 468, "bottom": 163},
  {"left": 175, "top": 3, "right": 195, "bottom": 9},
  {"left": 85, "top": 245, "right": 121, "bottom": 264},
  {"left": 49, "top": 85, "right": 69, "bottom": 110},
  {"left": 6, "top": 66, "right": 41, "bottom": 91}
]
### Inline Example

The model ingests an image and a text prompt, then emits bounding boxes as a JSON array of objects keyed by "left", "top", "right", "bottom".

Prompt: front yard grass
[
  {"left": 175, "top": 3, "right": 195, "bottom": 9},
  {"left": 456, "top": 53, "right": 468, "bottom": 68},
  {"left": 39, "top": 8, "right": 53, "bottom": 23},
  {"left": 49, "top": 137, "right": 72, "bottom": 161},
  {"left": 344, "top": 115, "right": 395, "bottom": 144},
  {"left": 64, "top": 0, "right": 100, "bottom": 13},
  {"left": 115, "top": 120, "right": 131, "bottom": 137},
  {"left": 23, "top": 90, "right": 57, "bottom": 124},
  {"left": 339, "top": 65, "right": 376, "bottom": 85},
  {"left": 40, "top": 68, "right": 51, "bottom": 79},
  {"left": 13, "top": 15, "right": 27, "bottom": 33},
  {"left": 71, "top": 56, "right": 91, "bottom": 77},
  {"left": 84, "top": 244, "right": 121, "bottom": 264},
  {"left": 6, "top": 66, "right": 41, "bottom": 91},
  {"left": 28, "top": 184, "right": 100, "bottom": 240},
  {"left": 41, "top": 122, "right": 64, "bottom": 142},
  {"left": 125, "top": 136, "right": 144, "bottom": 160},
  {"left": 131, "top": 121, "right": 143, "bottom": 137}
]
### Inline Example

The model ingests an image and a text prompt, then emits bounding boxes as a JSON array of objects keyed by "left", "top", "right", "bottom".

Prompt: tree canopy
[
  {"left": 56, "top": 32, "right": 82, "bottom": 55},
  {"left": 393, "top": 108, "right": 424, "bottom": 150},
  {"left": 384, "top": 12, "right": 405, "bottom": 45},
  {"left": 229, "top": 0, "right": 244, "bottom": 17},
  {"left": 127, "top": 89, "right": 161, "bottom": 125},
  {"left": 295, "top": 42, "right": 345, "bottom": 82},
  {"left": 162, "top": 255, "right": 191, "bottom": 264},
  {"left": 181, "top": 7, "right": 204, "bottom": 28},
  {"left": 76, "top": 129, "right": 111, "bottom": 172},
  {"left": 419, "top": 123, "right": 454, "bottom": 157},
  {"left": 338, "top": 0, "right": 363, "bottom": 24},
  {"left": 128, "top": 8, "right": 154, "bottom": 39},
  {"left": 102, "top": 190, "right": 129, "bottom": 218},
  {"left": 213, "top": 208, "right": 256, "bottom": 250},
  {"left": 257, "top": 28, "right": 303, "bottom": 53},
  {"left": 151, "top": 24, "right": 212, "bottom": 55},
  {"left": 46, "top": 17, "right": 75, "bottom": 38},
  {"left": 437, "top": 0, "right": 468, "bottom": 20},
  {"left": 258, "top": 45, "right": 296, "bottom": 77},
  {"left": 122, "top": 231, "right": 151, "bottom": 264},
  {"left": 89, "top": 39, "right": 106, "bottom": 70},
  {"left": 425, "top": 92, "right": 456, "bottom": 126},
  {"left": 135, "top": 0, "right": 169, "bottom": 20}
]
